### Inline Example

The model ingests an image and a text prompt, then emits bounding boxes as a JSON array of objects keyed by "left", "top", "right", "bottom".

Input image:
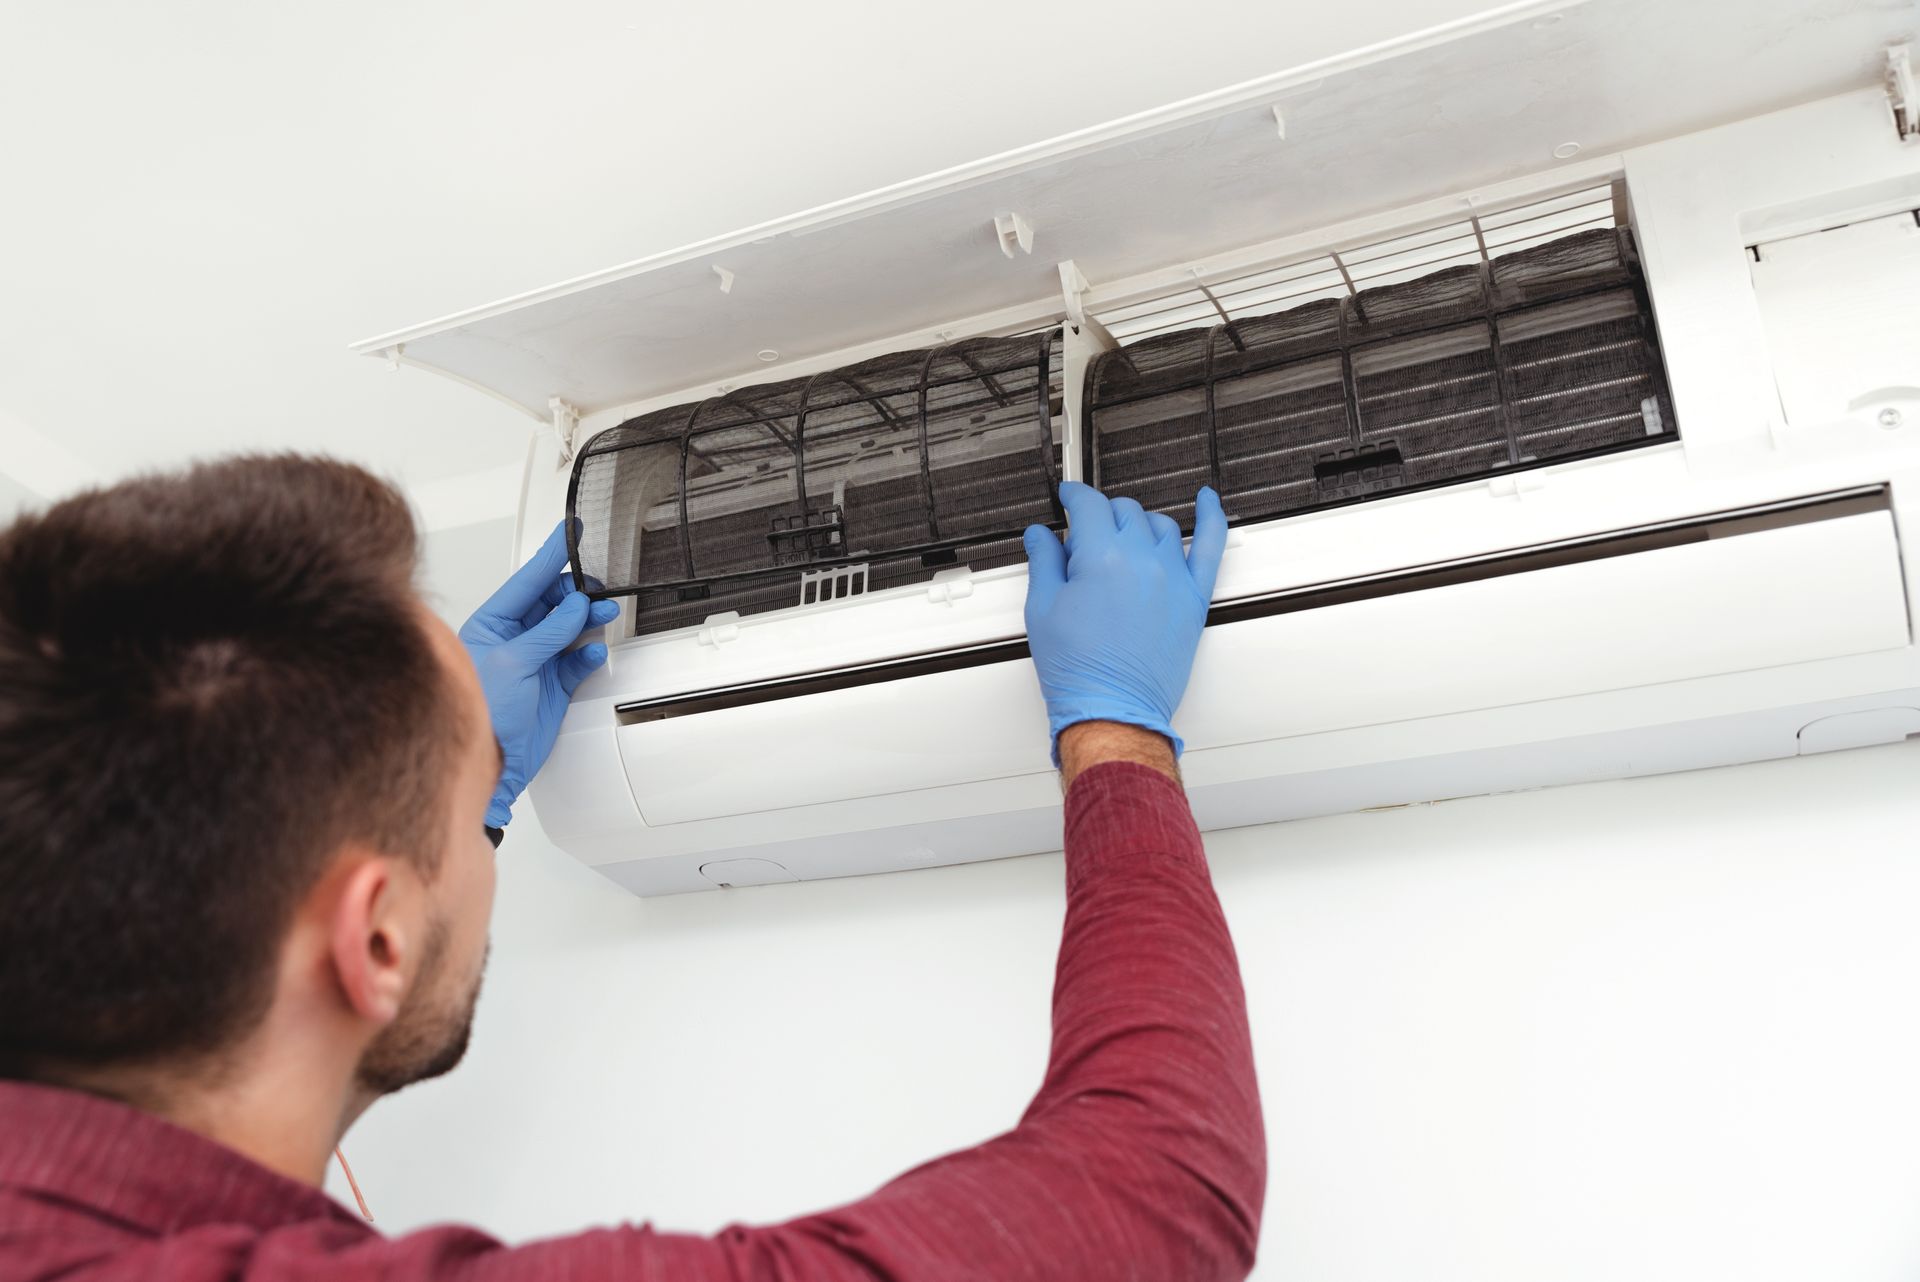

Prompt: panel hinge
[
  {"left": 1889, "top": 44, "right": 1917, "bottom": 142},
  {"left": 994, "top": 211, "right": 1035, "bottom": 258},
  {"left": 696, "top": 611, "right": 742, "bottom": 648},
  {"left": 550, "top": 396, "right": 583, "bottom": 464},
  {"left": 925, "top": 565, "right": 974, "bottom": 605},
  {"left": 1058, "top": 259, "right": 1091, "bottom": 326}
]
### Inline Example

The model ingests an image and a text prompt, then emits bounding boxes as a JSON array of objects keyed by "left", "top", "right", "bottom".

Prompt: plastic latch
[
  {"left": 549, "top": 396, "right": 582, "bottom": 465},
  {"left": 926, "top": 566, "right": 974, "bottom": 606},
  {"left": 1887, "top": 44, "right": 1915, "bottom": 142},
  {"left": 696, "top": 611, "right": 743, "bottom": 647},
  {"left": 994, "top": 211, "right": 1034, "bottom": 258}
]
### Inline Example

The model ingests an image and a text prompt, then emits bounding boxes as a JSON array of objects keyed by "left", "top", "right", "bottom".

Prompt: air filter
[
  {"left": 1086, "top": 224, "right": 1677, "bottom": 530},
  {"left": 570, "top": 332, "right": 1063, "bottom": 636}
]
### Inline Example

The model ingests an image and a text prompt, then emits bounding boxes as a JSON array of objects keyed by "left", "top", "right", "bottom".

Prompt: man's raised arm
[
  {"left": 515, "top": 483, "right": 1267, "bottom": 1279},
  {"left": 209, "top": 484, "right": 1263, "bottom": 1281}
]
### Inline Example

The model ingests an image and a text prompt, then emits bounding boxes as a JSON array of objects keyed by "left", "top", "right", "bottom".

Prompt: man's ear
[{"left": 329, "top": 857, "right": 411, "bottom": 1026}]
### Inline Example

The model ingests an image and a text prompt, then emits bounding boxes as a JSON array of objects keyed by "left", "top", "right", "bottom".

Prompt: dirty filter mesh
[
  {"left": 1086, "top": 227, "right": 1675, "bottom": 529},
  {"left": 573, "top": 229, "right": 1674, "bottom": 638},
  {"left": 569, "top": 332, "right": 1062, "bottom": 636}
]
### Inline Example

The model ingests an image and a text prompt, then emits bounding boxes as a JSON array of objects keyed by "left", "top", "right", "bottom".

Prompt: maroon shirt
[{"left": 0, "top": 762, "right": 1264, "bottom": 1280}]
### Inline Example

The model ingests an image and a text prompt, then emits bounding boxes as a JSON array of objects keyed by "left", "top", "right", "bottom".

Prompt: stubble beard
[{"left": 354, "top": 919, "right": 487, "bottom": 1098}]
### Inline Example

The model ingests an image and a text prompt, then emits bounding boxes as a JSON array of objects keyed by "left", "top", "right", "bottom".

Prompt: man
[{"left": 0, "top": 455, "right": 1264, "bottom": 1279}]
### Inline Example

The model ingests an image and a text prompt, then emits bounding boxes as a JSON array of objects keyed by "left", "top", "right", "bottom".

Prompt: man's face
[{"left": 354, "top": 610, "right": 501, "bottom": 1097}]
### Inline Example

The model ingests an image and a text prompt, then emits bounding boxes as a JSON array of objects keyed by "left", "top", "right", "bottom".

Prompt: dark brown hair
[{"left": 0, "top": 455, "right": 463, "bottom": 1075}]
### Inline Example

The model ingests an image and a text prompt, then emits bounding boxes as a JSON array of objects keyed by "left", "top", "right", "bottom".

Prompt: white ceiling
[{"left": 0, "top": 0, "right": 1520, "bottom": 507}]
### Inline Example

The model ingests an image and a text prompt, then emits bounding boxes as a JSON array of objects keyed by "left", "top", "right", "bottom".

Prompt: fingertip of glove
[{"left": 582, "top": 641, "right": 609, "bottom": 665}]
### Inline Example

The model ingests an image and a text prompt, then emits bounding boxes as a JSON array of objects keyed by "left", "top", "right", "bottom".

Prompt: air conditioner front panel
[
  {"left": 1180, "top": 506, "right": 1908, "bottom": 748},
  {"left": 621, "top": 659, "right": 1054, "bottom": 826},
  {"left": 613, "top": 497, "right": 1908, "bottom": 828}
]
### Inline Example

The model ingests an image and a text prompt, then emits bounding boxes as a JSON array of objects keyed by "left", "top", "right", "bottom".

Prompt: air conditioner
[{"left": 358, "top": 1, "right": 1920, "bottom": 895}]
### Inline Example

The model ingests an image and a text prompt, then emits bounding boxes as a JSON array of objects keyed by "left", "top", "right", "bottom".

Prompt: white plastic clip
[
  {"left": 1057, "top": 259, "right": 1118, "bottom": 348},
  {"left": 713, "top": 265, "right": 735, "bottom": 294},
  {"left": 549, "top": 396, "right": 582, "bottom": 465},
  {"left": 696, "top": 611, "right": 742, "bottom": 647},
  {"left": 1888, "top": 44, "right": 1916, "bottom": 142},
  {"left": 384, "top": 344, "right": 404, "bottom": 372},
  {"left": 1058, "top": 259, "right": 1092, "bottom": 327},
  {"left": 925, "top": 566, "right": 974, "bottom": 606},
  {"left": 1270, "top": 105, "right": 1287, "bottom": 139},
  {"left": 994, "top": 211, "right": 1034, "bottom": 258}
]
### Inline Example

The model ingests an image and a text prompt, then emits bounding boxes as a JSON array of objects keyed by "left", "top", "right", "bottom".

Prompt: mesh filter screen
[
  {"left": 1087, "top": 227, "right": 1676, "bottom": 524},
  {"left": 571, "top": 331, "right": 1062, "bottom": 636}
]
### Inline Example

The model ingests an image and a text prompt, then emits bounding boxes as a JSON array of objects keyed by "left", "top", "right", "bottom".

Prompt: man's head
[{"left": 0, "top": 455, "right": 500, "bottom": 1102}]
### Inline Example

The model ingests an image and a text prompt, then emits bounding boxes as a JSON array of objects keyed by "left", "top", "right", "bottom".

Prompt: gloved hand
[
  {"left": 460, "top": 522, "right": 622, "bottom": 828},
  {"left": 1022, "top": 482, "right": 1228, "bottom": 761}
]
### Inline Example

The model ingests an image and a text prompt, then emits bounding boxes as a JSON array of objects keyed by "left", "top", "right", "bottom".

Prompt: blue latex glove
[
  {"left": 460, "top": 522, "right": 622, "bottom": 828},
  {"left": 1022, "top": 482, "right": 1228, "bottom": 761}
]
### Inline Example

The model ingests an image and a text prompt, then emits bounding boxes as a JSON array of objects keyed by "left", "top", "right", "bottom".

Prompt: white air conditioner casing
[{"left": 360, "top": 0, "right": 1920, "bottom": 894}]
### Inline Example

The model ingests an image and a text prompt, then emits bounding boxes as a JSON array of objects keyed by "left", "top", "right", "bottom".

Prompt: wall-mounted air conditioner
[{"left": 358, "top": 0, "right": 1920, "bottom": 894}]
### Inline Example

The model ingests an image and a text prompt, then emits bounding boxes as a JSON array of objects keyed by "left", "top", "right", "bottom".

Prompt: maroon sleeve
[
  {"left": 138, "top": 761, "right": 1264, "bottom": 1282},
  {"left": 547, "top": 759, "right": 1268, "bottom": 1281}
]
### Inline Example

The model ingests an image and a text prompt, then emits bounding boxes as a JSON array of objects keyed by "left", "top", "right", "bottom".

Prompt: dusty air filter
[
  {"left": 570, "top": 332, "right": 1064, "bottom": 637},
  {"left": 1085, "top": 224, "right": 1678, "bottom": 530}
]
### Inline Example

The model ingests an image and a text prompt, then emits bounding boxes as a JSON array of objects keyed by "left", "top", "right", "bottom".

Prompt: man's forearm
[
  {"left": 1018, "top": 753, "right": 1265, "bottom": 1275},
  {"left": 680, "top": 749, "right": 1261, "bottom": 1280},
  {"left": 1057, "top": 719, "right": 1180, "bottom": 790},
  {"left": 591, "top": 743, "right": 1265, "bottom": 1281}
]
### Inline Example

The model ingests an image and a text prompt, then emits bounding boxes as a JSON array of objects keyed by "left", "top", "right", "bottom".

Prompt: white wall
[
  {"left": 418, "top": 516, "right": 518, "bottom": 629},
  {"left": 327, "top": 520, "right": 1920, "bottom": 1282},
  {"left": 0, "top": 474, "right": 40, "bottom": 526}
]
